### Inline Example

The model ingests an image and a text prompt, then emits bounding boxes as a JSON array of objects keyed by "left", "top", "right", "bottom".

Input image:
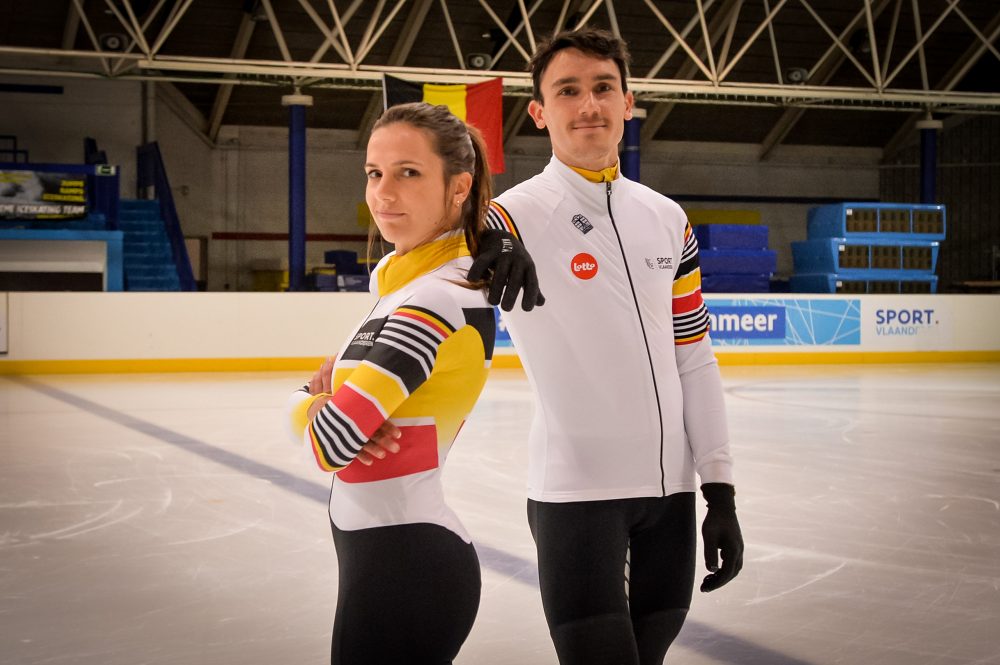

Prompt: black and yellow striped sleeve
[
  {"left": 486, "top": 200, "right": 521, "bottom": 240},
  {"left": 307, "top": 304, "right": 457, "bottom": 472},
  {"left": 672, "top": 223, "right": 710, "bottom": 345}
]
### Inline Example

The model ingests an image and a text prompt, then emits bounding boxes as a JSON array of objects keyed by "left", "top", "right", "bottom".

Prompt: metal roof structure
[{"left": 2, "top": 0, "right": 999, "bottom": 158}]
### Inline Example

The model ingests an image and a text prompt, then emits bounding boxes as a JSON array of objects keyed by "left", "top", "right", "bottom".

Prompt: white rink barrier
[{"left": 1, "top": 292, "right": 998, "bottom": 374}]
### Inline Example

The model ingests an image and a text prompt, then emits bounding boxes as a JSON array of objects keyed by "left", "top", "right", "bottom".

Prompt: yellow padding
[
  {"left": 685, "top": 209, "right": 761, "bottom": 226},
  {"left": 714, "top": 351, "right": 1000, "bottom": 365},
  {"left": 3, "top": 351, "right": 998, "bottom": 375}
]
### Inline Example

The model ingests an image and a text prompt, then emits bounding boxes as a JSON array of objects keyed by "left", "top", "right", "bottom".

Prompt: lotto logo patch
[{"left": 571, "top": 252, "right": 598, "bottom": 280}]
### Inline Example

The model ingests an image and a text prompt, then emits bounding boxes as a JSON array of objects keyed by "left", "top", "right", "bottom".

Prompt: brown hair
[
  {"left": 367, "top": 102, "right": 493, "bottom": 264},
  {"left": 528, "top": 28, "right": 631, "bottom": 103}
]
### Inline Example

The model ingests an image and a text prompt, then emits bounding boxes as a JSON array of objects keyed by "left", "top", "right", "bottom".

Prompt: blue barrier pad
[{"left": 694, "top": 224, "right": 769, "bottom": 249}]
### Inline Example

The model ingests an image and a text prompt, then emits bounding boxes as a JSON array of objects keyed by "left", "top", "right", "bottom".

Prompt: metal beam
[
  {"left": 156, "top": 81, "right": 214, "bottom": 148},
  {"left": 357, "top": 0, "right": 414, "bottom": 64},
  {"left": 150, "top": 0, "right": 195, "bottom": 56},
  {"left": 489, "top": 0, "right": 545, "bottom": 67},
  {"left": 641, "top": 0, "right": 714, "bottom": 82},
  {"left": 310, "top": 0, "right": 365, "bottom": 64},
  {"left": 884, "top": 0, "right": 960, "bottom": 88},
  {"left": 439, "top": 0, "right": 465, "bottom": 69},
  {"left": 295, "top": 0, "right": 350, "bottom": 65},
  {"left": 477, "top": 0, "right": 532, "bottom": 63},
  {"left": 503, "top": 97, "right": 531, "bottom": 147},
  {"left": 641, "top": 0, "right": 738, "bottom": 144},
  {"left": 882, "top": 9, "right": 1000, "bottom": 161},
  {"left": 260, "top": 0, "right": 293, "bottom": 63},
  {"left": 718, "top": 0, "right": 788, "bottom": 81},
  {"left": 207, "top": 11, "right": 257, "bottom": 142},
  {"left": 110, "top": 0, "right": 171, "bottom": 75},
  {"left": 62, "top": 0, "right": 83, "bottom": 51},
  {"left": 797, "top": 0, "right": 877, "bottom": 88},
  {"left": 758, "top": 0, "right": 893, "bottom": 160},
  {"left": 645, "top": 0, "right": 719, "bottom": 79},
  {"left": 70, "top": 0, "right": 110, "bottom": 76},
  {"left": 356, "top": 0, "right": 435, "bottom": 148}
]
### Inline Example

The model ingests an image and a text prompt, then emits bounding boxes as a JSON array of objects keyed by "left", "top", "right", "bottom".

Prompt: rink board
[{"left": 0, "top": 292, "right": 998, "bottom": 373}]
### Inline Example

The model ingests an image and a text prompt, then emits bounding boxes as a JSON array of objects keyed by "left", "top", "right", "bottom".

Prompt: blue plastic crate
[
  {"left": 790, "top": 272, "right": 938, "bottom": 294},
  {"left": 701, "top": 273, "right": 771, "bottom": 293},
  {"left": 694, "top": 224, "right": 769, "bottom": 249},
  {"left": 323, "top": 249, "right": 364, "bottom": 275},
  {"left": 700, "top": 249, "right": 776, "bottom": 275},
  {"left": 807, "top": 203, "right": 946, "bottom": 240},
  {"left": 792, "top": 238, "right": 939, "bottom": 275}
]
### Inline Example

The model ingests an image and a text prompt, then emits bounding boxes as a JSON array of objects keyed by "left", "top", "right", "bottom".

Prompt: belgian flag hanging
[{"left": 382, "top": 74, "right": 505, "bottom": 174}]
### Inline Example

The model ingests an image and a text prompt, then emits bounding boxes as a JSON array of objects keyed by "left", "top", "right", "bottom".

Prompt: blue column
[
  {"left": 621, "top": 107, "right": 645, "bottom": 182},
  {"left": 283, "top": 92, "right": 313, "bottom": 291},
  {"left": 916, "top": 118, "right": 942, "bottom": 205}
]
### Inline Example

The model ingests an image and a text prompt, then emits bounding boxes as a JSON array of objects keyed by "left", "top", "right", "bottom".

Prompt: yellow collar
[
  {"left": 377, "top": 232, "right": 470, "bottom": 296},
  {"left": 569, "top": 163, "right": 620, "bottom": 183}
]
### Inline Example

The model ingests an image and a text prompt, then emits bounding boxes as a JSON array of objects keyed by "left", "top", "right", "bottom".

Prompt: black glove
[
  {"left": 699, "top": 483, "right": 744, "bottom": 592},
  {"left": 468, "top": 229, "right": 545, "bottom": 312}
]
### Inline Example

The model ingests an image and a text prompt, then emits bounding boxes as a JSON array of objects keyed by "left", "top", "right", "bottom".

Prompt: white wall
[
  {"left": 0, "top": 74, "right": 141, "bottom": 196},
  {"left": 4, "top": 74, "right": 881, "bottom": 288}
]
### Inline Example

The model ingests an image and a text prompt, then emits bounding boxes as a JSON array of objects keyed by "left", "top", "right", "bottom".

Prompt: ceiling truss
[{"left": 2, "top": 0, "right": 998, "bottom": 118}]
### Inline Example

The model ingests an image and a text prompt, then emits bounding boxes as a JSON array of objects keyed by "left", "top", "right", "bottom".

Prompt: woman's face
[{"left": 365, "top": 122, "right": 470, "bottom": 255}]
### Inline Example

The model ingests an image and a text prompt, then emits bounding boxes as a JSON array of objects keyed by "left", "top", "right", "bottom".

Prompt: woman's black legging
[{"left": 330, "top": 521, "right": 481, "bottom": 665}]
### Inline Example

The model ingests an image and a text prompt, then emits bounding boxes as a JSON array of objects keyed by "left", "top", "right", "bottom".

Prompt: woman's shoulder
[{"left": 400, "top": 259, "right": 489, "bottom": 325}]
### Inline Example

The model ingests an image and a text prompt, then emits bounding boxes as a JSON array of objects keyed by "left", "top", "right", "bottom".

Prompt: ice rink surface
[{"left": 2, "top": 363, "right": 999, "bottom": 665}]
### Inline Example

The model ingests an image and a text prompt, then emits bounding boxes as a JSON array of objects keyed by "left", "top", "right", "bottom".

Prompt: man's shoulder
[
  {"left": 621, "top": 178, "right": 687, "bottom": 224},
  {"left": 494, "top": 170, "right": 563, "bottom": 215}
]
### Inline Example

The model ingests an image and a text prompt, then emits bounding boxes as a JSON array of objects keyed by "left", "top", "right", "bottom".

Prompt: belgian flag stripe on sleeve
[
  {"left": 486, "top": 201, "right": 521, "bottom": 239},
  {"left": 305, "top": 304, "right": 455, "bottom": 473},
  {"left": 671, "top": 223, "right": 709, "bottom": 345}
]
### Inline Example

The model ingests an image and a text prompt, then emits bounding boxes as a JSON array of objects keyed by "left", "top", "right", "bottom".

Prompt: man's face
[{"left": 528, "top": 47, "right": 634, "bottom": 171}]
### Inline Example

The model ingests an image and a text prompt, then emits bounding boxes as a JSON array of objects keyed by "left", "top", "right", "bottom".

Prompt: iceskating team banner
[{"left": 0, "top": 169, "right": 88, "bottom": 219}]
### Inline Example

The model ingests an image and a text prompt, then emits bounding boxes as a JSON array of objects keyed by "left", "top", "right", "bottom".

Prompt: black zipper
[{"left": 605, "top": 180, "right": 666, "bottom": 496}]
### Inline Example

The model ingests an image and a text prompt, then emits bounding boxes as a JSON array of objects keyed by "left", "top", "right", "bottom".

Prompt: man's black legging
[
  {"left": 330, "top": 521, "right": 481, "bottom": 665},
  {"left": 528, "top": 493, "right": 697, "bottom": 665}
]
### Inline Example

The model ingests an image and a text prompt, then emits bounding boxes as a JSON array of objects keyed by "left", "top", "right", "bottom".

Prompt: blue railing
[{"left": 136, "top": 142, "right": 196, "bottom": 291}]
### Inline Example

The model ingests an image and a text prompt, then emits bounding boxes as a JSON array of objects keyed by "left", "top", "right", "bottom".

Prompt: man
[{"left": 470, "top": 29, "right": 744, "bottom": 665}]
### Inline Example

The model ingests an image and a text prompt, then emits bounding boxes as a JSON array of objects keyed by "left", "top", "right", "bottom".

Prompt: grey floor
[{"left": 1, "top": 363, "right": 998, "bottom": 665}]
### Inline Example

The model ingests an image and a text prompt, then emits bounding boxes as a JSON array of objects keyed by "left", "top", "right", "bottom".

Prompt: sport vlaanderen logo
[{"left": 571, "top": 253, "right": 598, "bottom": 280}]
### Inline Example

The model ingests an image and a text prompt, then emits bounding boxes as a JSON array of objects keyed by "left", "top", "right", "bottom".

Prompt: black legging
[
  {"left": 330, "top": 521, "right": 481, "bottom": 665},
  {"left": 527, "top": 493, "right": 697, "bottom": 665}
]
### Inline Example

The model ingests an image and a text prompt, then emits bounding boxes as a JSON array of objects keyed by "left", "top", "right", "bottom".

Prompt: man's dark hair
[{"left": 528, "top": 28, "right": 631, "bottom": 103}]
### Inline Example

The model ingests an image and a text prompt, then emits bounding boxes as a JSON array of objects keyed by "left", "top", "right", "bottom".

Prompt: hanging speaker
[{"left": 99, "top": 33, "right": 129, "bottom": 52}]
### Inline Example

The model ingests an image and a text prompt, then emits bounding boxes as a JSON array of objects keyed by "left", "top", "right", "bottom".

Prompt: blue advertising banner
[
  {"left": 705, "top": 297, "right": 861, "bottom": 346},
  {"left": 495, "top": 308, "right": 514, "bottom": 348},
  {"left": 0, "top": 169, "right": 88, "bottom": 219}
]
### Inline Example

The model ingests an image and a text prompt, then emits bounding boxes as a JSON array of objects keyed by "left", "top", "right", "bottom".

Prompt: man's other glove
[
  {"left": 700, "top": 483, "right": 744, "bottom": 592},
  {"left": 467, "top": 229, "right": 545, "bottom": 312}
]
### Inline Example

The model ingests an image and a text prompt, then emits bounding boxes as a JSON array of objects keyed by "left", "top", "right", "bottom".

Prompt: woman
[{"left": 286, "top": 102, "right": 496, "bottom": 664}]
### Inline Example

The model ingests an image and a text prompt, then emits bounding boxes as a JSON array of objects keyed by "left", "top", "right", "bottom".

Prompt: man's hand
[
  {"left": 468, "top": 229, "right": 545, "bottom": 312},
  {"left": 700, "top": 483, "right": 744, "bottom": 592}
]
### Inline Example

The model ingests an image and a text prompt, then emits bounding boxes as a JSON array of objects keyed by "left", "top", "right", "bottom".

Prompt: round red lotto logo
[{"left": 571, "top": 252, "right": 598, "bottom": 280}]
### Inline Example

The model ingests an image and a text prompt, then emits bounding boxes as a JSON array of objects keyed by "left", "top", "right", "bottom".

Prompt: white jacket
[{"left": 489, "top": 156, "right": 733, "bottom": 502}]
